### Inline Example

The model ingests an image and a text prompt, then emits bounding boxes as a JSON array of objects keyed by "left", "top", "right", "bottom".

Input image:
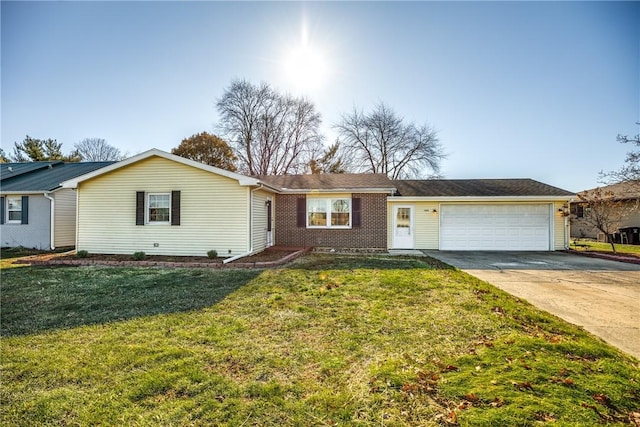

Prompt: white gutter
[
  {"left": 43, "top": 192, "right": 55, "bottom": 250},
  {"left": 223, "top": 185, "right": 263, "bottom": 264},
  {"left": 388, "top": 195, "right": 576, "bottom": 202},
  {"left": 277, "top": 187, "right": 397, "bottom": 194}
]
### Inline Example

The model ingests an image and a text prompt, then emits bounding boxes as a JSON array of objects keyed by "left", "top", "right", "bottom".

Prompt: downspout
[
  {"left": 44, "top": 192, "right": 55, "bottom": 250},
  {"left": 223, "top": 185, "right": 263, "bottom": 264}
]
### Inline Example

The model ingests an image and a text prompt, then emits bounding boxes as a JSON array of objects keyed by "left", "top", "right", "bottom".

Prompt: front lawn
[
  {"left": 1, "top": 255, "right": 638, "bottom": 426},
  {"left": 570, "top": 240, "right": 640, "bottom": 257}
]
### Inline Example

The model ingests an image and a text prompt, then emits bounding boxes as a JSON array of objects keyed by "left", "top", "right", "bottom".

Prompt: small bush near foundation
[
  {"left": 207, "top": 250, "right": 218, "bottom": 259},
  {"left": 132, "top": 251, "right": 146, "bottom": 261},
  {"left": 76, "top": 250, "right": 89, "bottom": 258}
]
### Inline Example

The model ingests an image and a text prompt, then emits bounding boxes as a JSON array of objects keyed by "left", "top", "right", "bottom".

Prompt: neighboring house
[
  {"left": 61, "top": 148, "right": 576, "bottom": 257},
  {"left": 1, "top": 161, "right": 113, "bottom": 249},
  {"left": 61, "top": 149, "right": 279, "bottom": 259},
  {"left": 389, "top": 180, "right": 575, "bottom": 251},
  {"left": 570, "top": 180, "right": 640, "bottom": 241}
]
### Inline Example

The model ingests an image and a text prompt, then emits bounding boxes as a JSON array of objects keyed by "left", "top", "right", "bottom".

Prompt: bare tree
[
  {"left": 575, "top": 186, "right": 637, "bottom": 253},
  {"left": 601, "top": 123, "right": 640, "bottom": 189},
  {"left": 334, "top": 103, "right": 444, "bottom": 179},
  {"left": 308, "top": 141, "right": 347, "bottom": 174},
  {"left": 73, "top": 138, "right": 125, "bottom": 161},
  {"left": 216, "top": 79, "right": 324, "bottom": 175}
]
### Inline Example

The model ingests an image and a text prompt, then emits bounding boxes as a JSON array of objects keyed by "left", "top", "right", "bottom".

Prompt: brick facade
[{"left": 274, "top": 193, "right": 388, "bottom": 249}]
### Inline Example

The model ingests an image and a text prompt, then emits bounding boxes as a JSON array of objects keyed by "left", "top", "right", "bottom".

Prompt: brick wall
[{"left": 274, "top": 193, "right": 387, "bottom": 249}]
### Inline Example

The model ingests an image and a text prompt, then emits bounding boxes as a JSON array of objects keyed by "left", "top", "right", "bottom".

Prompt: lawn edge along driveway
[{"left": 424, "top": 250, "right": 640, "bottom": 359}]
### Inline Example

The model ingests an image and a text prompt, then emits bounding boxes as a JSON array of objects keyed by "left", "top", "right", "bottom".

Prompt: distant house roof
[
  {"left": 258, "top": 173, "right": 396, "bottom": 192},
  {"left": 394, "top": 179, "right": 575, "bottom": 198},
  {"left": 1, "top": 161, "right": 114, "bottom": 193},
  {"left": 576, "top": 180, "right": 640, "bottom": 201}
]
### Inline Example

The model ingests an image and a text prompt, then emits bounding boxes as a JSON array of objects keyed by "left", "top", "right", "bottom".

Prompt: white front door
[{"left": 393, "top": 205, "right": 414, "bottom": 249}]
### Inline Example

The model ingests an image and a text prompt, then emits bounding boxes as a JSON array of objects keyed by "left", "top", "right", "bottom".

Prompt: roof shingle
[
  {"left": 1, "top": 161, "right": 114, "bottom": 192},
  {"left": 394, "top": 179, "right": 575, "bottom": 197},
  {"left": 258, "top": 173, "right": 395, "bottom": 191}
]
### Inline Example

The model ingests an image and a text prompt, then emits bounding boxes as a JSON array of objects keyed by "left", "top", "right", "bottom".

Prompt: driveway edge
[{"left": 565, "top": 249, "right": 640, "bottom": 265}]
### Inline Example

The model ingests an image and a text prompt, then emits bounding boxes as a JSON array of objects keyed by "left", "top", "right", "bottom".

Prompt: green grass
[
  {"left": 1, "top": 255, "right": 639, "bottom": 426},
  {"left": 570, "top": 240, "right": 640, "bottom": 256}
]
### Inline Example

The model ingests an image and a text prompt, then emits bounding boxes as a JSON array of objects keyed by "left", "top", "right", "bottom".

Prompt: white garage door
[{"left": 440, "top": 204, "right": 551, "bottom": 251}]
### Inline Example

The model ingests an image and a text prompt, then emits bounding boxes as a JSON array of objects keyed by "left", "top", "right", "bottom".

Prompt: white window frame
[
  {"left": 307, "top": 198, "right": 352, "bottom": 229},
  {"left": 6, "top": 196, "right": 22, "bottom": 224},
  {"left": 146, "top": 193, "right": 171, "bottom": 225}
]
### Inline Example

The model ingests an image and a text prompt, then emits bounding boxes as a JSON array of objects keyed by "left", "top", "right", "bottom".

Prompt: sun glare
[{"left": 283, "top": 22, "right": 328, "bottom": 93}]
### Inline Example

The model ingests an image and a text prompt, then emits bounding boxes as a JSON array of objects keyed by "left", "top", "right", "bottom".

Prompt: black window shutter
[
  {"left": 352, "top": 197, "right": 361, "bottom": 228},
  {"left": 21, "top": 196, "right": 29, "bottom": 225},
  {"left": 266, "top": 200, "right": 272, "bottom": 232},
  {"left": 171, "top": 191, "right": 181, "bottom": 226},
  {"left": 0, "top": 196, "right": 5, "bottom": 224},
  {"left": 136, "top": 192, "right": 145, "bottom": 225},
  {"left": 296, "top": 197, "right": 306, "bottom": 228}
]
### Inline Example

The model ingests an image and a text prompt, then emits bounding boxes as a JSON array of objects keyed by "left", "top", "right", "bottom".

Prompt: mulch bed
[{"left": 16, "top": 247, "right": 311, "bottom": 269}]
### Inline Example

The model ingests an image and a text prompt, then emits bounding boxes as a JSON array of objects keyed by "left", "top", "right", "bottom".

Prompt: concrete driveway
[{"left": 424, "top": 251, "right": 640, "bottom": 359}]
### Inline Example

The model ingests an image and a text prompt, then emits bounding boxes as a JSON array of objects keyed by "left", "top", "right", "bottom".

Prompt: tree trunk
[{"left": 607, "top": 234, "right": 617, "bottom": 254}]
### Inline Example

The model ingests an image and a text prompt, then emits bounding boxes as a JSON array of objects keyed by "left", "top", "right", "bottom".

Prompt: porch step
[{"left": 387, "top": 249, "right": 426, "bottom": 257}]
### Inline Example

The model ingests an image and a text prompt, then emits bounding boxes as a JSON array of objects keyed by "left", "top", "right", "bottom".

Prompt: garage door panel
[{"left": 440, "top": 204, "right": 551, "bottom": 251}]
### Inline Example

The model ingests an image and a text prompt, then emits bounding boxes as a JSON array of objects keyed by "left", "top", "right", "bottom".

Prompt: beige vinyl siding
[
  {"left": 553, "top": 201, "right": 569, "bottom": 250},
  {"left": 387, "top": 201, "right": 439, "bottom": 249},
  {"left": 251, "top": 189, "right": 273, "bottom": 252},
  {"left": 77, "top": 156, "right": 250, "bottom": 256},
  {"left": 53, "top": 188, "right": 76, "bottom": 247}
]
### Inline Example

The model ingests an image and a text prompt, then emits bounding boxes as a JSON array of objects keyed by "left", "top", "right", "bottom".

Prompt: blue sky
[{"left": 2, "top": 1, "right": 638, "bottom": 192}]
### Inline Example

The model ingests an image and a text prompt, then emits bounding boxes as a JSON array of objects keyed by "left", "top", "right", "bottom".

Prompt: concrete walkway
[{"left": 424, "top": 251, "right": 640, "bottom": 359}]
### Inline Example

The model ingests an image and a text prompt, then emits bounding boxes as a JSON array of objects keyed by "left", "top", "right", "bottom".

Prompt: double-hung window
[
  {"left": 7, "top": 197, "right": 22, "bottom": 223},
  {"left": 147, "top": 193, "right": 170, "bottom": 224},
  {"left": 307, "top": 198, "right": 351, "bottom": 228}
]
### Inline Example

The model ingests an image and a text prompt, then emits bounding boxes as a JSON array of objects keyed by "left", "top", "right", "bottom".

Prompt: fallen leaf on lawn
[
  {"left": 457, "top": 401, "right": 471, "bottom": 410},
  {"left": 629, "top": 411, "right": 640, "bottom": 426},
  {"left": 490, "top": 397, "right": 505, "bottom": 407},
  {"left": 446, "top": 410, "right": 457, "bottom": 424},
  {"left": 513, "top": 381, "right": 534, "bottom": 391},
  {"left": 465, "top": 393, "right": 479, "bottom": 402}
]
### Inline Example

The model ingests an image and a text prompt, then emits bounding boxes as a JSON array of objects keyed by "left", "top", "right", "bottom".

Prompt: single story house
[
  {"left": 62, "top": 148, "right": 575, "bottom": 257},
  {"left": 570, "top": 180, "right": 640, "bottom": 242},
  {"left": 1, "top": 161, "right": 114, "bottom": 249}
]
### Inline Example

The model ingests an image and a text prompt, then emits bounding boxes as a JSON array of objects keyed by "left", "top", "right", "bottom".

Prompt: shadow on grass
[
  {"left": 1, "top": 254, "right": 454, "bottom": 337},
  {"left": 0, "top": 266, "right": 262, "bottom": 337}
]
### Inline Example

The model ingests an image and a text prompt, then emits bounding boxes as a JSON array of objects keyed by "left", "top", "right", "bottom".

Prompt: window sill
[{"left": 306, "top": 226, "right": 352, "bottom": 230}]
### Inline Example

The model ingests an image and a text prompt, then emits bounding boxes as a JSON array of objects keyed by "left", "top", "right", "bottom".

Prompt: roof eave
[
  {"left": 388, "top": 195, "right": 576, "bottom": 202},
  {"left": 278, "top": 187, "right": 397, "bottom": 194},
  {"left": 0, "top": 190, "right": 59, "bottom": 195}
]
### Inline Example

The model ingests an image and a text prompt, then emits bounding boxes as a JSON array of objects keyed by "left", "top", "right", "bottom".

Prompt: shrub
[
  {"left": 207, "top": 250, "right": 218, "bottom": 259},
  {"left": 132, "top": 251, "right": 146, "bottom": 261},
  {"left": 76, "top": 250, "right": 89, "bottom": 258}
]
